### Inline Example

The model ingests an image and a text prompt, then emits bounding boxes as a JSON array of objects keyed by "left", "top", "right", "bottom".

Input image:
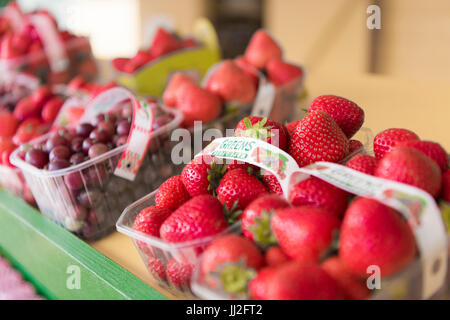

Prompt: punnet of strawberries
[{"left": 161, "top": 29, "right": 303, "bottom": 128}]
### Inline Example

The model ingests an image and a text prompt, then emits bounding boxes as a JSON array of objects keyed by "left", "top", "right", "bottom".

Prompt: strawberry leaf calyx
[
  {"left": 207, "top": 161, "right": 226, "bottom": 196},
  {"left": 210, "top": 260, "right": 256, "bottom": 298},
  {"left": 248, "top": 210, "right": 278, "bottom": 249},
  {"left": 224, "top": 201, "right": 243, "bottom": 224}
]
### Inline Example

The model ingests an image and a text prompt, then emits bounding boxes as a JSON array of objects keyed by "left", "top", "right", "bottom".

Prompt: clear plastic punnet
[{"left": 11, "top": 94, "right": 183, "bottom": 241}]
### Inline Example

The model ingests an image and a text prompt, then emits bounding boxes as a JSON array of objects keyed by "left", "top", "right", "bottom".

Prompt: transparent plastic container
[
  {"left": 11, "top": 105, "right": 183, "bottom": 241},
  {"left": 116, "top": 190, "right": 240, "bottom": 299},
  {"left": 0, "top": 166, "right": 35, "bottom": 205}
]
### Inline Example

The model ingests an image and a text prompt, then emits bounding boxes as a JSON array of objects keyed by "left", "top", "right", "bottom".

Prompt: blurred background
[{"left": 9, "top": 0, "right": 450, "bottom": 82}]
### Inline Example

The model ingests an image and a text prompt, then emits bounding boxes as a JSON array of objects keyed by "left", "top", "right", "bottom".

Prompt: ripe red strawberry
[
  {"left": 241, "top": 194, "right": 290, "bottom": 247},
  {"left": 150, "top": 28, "right": 181, "bottom": 58},
  {"left": 375, "top": 146, "right": 442, "bottom": 197},
  {"left": 155, "top": 175, "right": 191, "bottom": 211},
  {"left": 31, "top": 85, "right": 52, "bottom": 109},
  {"left": 271, "top": 207, "right": 341, "bottom": 262},
  {"left": 201, "top": 235, "right": 264, "bottom": 296},
  {"left": 309, "top": 95, "right": 364, "bottom": 139},
  {"left": 441, "top": 170, "right": 450, "bottom": 202},
  {"left": 0, "top": 111, "right": 19, "bottom": 138},
  {"left": 249, "top": 267, "right": 277, "bottom": 300},
  {"left": 340, "top": 197, "right": 417, "bottom": 278},
  {"left": 234, "top": 56, "right": 259, "bottom": 88},
  {"left": 111, "top": 57, "right": 132, "bottom": 73},
  {"left": 181, "top": 155, "right": 225, "bottom": 197},
  {"left": 180, "top": 38, "right": 197, "bottom": 49},
  {"left": 165, "top": 258, "right": 193, "bottom": 290},
  {"left": 288, "top": 110, "right": 349, "bottom": 167},
  {"left": 147, "top": 257, "right": 166, "bottom": 281},
  {"left": 206, "top": 60, "right": 257, "bottom": 104},
  {"left": 264, "top": 246, "right": 290, "bottom": 267},
  {"left": 216, "top": 168, "right": 268, "bottom": 211},
  {"left": 133, "top": 205, "right": 172, "bottom": 237},
  {"left": 244, "top": 30, "right": 282, "bottom": 69},
  {"left": 266, "top": 58, "right": 303, "bottom": 87},
  {"left": 348, "top": 139, "right": 363, "bottom": 154},
  {"left": 289, "top": 177, "right": 349, "bottom": 219},
  {"left": 14, "top": 97, "right": 40, "bottom": 121},
  {"left": 159, "top": 195, "right": 228, "bottom": 243},
  {"left": 175, "top": 81, "right": 222, "bottom": 127},
  {"left": 373, "top": 128, "right": 420, "bottom": 160},
  {"left": 163, "top": 73, "right": 195, "bottom": 107},
  {"left": 226, "top": 160, "right": 259, "bottom": 174},
  {"left": 41, "top": 96, "right": 64, "bottom": 124},
  {"left": 235, "top": 116, "right": 289, "bottom": 151},
  {"left": 322, "top": 256, "right": 370, "bottom": 300},
  {"left": 346, "top": 154, "right": 378, "bottom": 176},
  {"left": 130, "top": 50, "right": 153, "bottom": 69},
  {"left": 285, "top": 120, "right": 300, "bottom": 137},
  {"left": 262, "top": 172, "right": 283, "bottom": 196},
  {"left": 259, "top": 261, "right": 344, "bottom": 300},
  {"left": 396, "top": 140, "right": 448, "bottom": 172}
]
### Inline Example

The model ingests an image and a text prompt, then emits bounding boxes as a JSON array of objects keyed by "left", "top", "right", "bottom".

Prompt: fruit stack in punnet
[
  {"left": 162, "top": 29, "right": 304, "bottom": 128},
  {"left": 121, "top": 95, "right": 368, "bottom": 295},
  {"left": 0, "top": 2, "right": 98, "bottom": 84},
  {"left": 112, "top": 27, "right": 201, "bottom": 74},
  {"left": 11, "top": 91, "right": 182, "bottom": 240}
]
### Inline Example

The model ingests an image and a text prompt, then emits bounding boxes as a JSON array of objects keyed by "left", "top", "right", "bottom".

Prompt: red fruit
[
  {"left": 13, "top": 118, "right": 48, "bottom": 145},
  {"left": 0, "top": 34, "right": 21, "bottom": 59},
  {"left": 180, "top": 38, "right": 197, "bottom": 49},
  {"left": 226, "top": 160, "right": 259, "bottom": 174},
  {"left": 340, "top": 197, "right": 417, "bottom": 278},
  {"left": 147, "top": 257, "right": 166, "bottom": 281},
  {"left": 241, "top": 194, "right": 289, "bottom": 247},
  {"left": 285, "top": 120, "right": 300, "bottom": 137},
  {"left": 234, "top": 56, "right": 260, "bottom": 89},
  {"left": 0, "top": 137, "right": 15, "bottom": 156},
  {"left": 261, "top": 261, "right": 344, "bottom": 300},
  {"left": 322, "top": 256, "right": 370, "bottom": 300},
  {"left": 159, "top": 195, "right": 228, "bottom": 243},
  {"left": 163, "top": 73, "right": 195, "bottom": 107},
  {"left": 373, "top": 128, "right": 420, "bottom": 160},
  {"left": 181, "top": 155, "right": 225, "bottom": 197},
  {"left": 11, "top": 33, "right": 30, "bottom": 54},
  {"left": 346, "top": 154, "right": 378, "bottom": 176},
  {"left": 288, "top": 110, "right": 349, "bottom": 167},
  {"left": 155, "top": 175, "right": 191, "bottom": 211},
  {"left": 31, "top": 86, "right": 52, "bottom": 108},
  {"left": 111, "top": 57, "right": 132, "bottom": 73},
  {"left": 235, "top": 116, "right": 289, "bottom": 151},
  {"left": 348, "top": 139, "right": 363, "bottom": 153},
  {"left": 206, "top": 60, "right": 257, "bottom": 104},
  {"left": 13, "top": 97, "right": 40, "bottom": 121},
  {"left": 375, "top": 146, "right": 442, "bottom": 197},
  {"left": 309, "top": 95, "right": 364, "bottom": 139},
  {"left": 41, "top": 96, "right": 64, "bottom": 124},
  {"left": 441, "top": 170, "right": 450, "bottom": 202},
  {"left": 271, "top": 207, "right": 341, "bottom": 262},
  {"left": 262, "top": 172, "right": 283, "bottom": 196},
  {"left": 244, "top": 30, "right": 282, "bottom": 69},
  {"left": 133, "top": 205, "right": 172, "bottom": 237},
  {"left": 166, "top": 258, "right": 193, "bottom": 290},
  {"left": 249, "top": 267, "right": 277, "bottom": 300},
  {"left": 289, "top": 177, "right": 349, "bottom": 219},
  {"left": 0, "top": 111, "right": 19, "bottom": 137},
  {"left": 1, "top": 145, "right": 15, "bottom": 167},
  {"left": 201, "top": 235, "right": 264, "bottom": 296},
  {"left": 264, "top": 246, "right": 290, "bottom": 267},
  {"left": 130, "top": 50, "right": 153, "bottom": 69},
  {"left": 266, "top": 58, "right": 303, "bottom": 87},
  {"left": 216, "top": 168, "right": 268, "bottom": 211},
  {"left": 150, "top": 28, "right": 181, "bottom": 58},
  {"left": 65, "top": 106, "right": 85, "bottom": 126},
  {"left": 396, "top": 140, "right": 448, "bottom": 172},
  {"left": 67, "top": 76, "right": 86, "bottom": 93},
  {"left": 175, "top": 81, "right": 222, "bottom": 127}
]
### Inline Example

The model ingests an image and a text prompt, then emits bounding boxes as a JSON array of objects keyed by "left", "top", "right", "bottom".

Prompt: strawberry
[
  {"left": 264, "top": 246, "right": 290, "bottom": 267},
  {"left": 12, "top": 118, "right": 48, "bottom": 145},
  {"left": 31, "top": 85, "right": 52, "bottom": 109},
  {"left": 216, "top": 168, "right": 268, "bottom": 212},
  {"left": 181, "top": 155, "right": 225, "bottom": 197},
  {"left": 41, "top": 96, "right": 64, "bottom": 124},
  {"left": 308, "top": 95, "right": 364, "bottom": 139},
  {"left": 159, "top": 194, "right": 228, "bottom": 243},
  {"left": 111, "top": 57, "right": 132, "bottom": 73},
  {"left": 165, "top": 258, "right": 193, "bottom": 290},
  {"left": 285, "top": 120, "right": 300, "bottom": 137},
  {"left": 348, "top": 139, "right": 363, "bottom": 153},
  {"left": 235, "top": 116, "right": 289, "bottom": 151},
  {"left": 271, "top": 207, "right": 341, "bottom": 262},
  {"left": 205, "top": 60, "right": 257, "bottom": 104},
  {"left": 396, "top": 140, "right": 448, "bottom": 172},
  {"left": 266, "top": 58, "right": 303, "bottom": 87},
  {"left": 441, "top": 170, "right": 450, "bottom": 202},
  {"left": 262, "top": 172, "right": 283, "bottom": 195},
  {"left": 226, "top": 160, "right": 259, "bottom": 174},
  {"left": 175, "top": 81, "right": 222, "bottom": 127},
  {"left": 155, "top": 175, "right": 191, "bottom": 211},
  {"left": 1, "top": 145, "right": 15, "bottom": 167},
  {"left": 346, "top": 154, "right": 378, "bottom": 175},
  {"left": 180, "top": 38, "right": 197, "bottom": 49},
  {"left": 13, "top": 97, "right": 40, "bottom": 121},
  {"left": 373, "top": 128, "right": 420, "bottom": 160},
  {"left": 201, "top": 235, "right": 264, "bottom": 296},
  {"left": 258, "top": 260, "right": 344, "bottom": 300},
  {"left": 244, "top": 30, "right": 282, "bottom": 69},
  {"left": 130, "top": 50, "right": 153, "bottom": 69},
  {"left": 288, "top": 110, "right": 349, "bottom": 167},
  {"left": 248, "top": 267, "right": 277, "bottom": 300},
  {"left": 339, "top": 197, "right": 417, "bottom": 278},
  {"left": 234, "top": 56, "right": 259, "bottom": 88},
  {"left": 241, "top": 194, "right": 290, "bottom": 247},
  {"left": 0, "top": 111, "right": 19, "bottom": 137},
  {"left": 289, "top": 177, "right": 349, "bottom": 219},
  {"left": 150, "top": 28, "right": 181, "bottom": 58},
  {"left": 163, "top": 73, "right": 195, "bottom": 107},
  {"left": 375, "top": 146, "right": 442, "bottom": 197},
  {"left": 322, "top": 256, "right": 370, "bottom": 300},
  {"left": 147, "top": 257, "right": 166, "bottom": 281}
]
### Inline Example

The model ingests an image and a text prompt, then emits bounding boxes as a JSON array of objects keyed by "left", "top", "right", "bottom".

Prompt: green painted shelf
[{"left": 0, "top": 190, "right": 167, "bottom": 300}]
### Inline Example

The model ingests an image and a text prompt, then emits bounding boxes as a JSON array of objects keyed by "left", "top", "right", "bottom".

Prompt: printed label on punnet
[
  {"left": 251, "top": 79, "right": 276, "bottom": 118},
  {"left": 199, "top": 137, "right": 448, "bottom": 299}
]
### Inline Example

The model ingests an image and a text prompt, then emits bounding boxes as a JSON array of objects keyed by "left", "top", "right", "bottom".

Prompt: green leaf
[{"left": 243, "top": 117, "right": 252, "bottom": 129}]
